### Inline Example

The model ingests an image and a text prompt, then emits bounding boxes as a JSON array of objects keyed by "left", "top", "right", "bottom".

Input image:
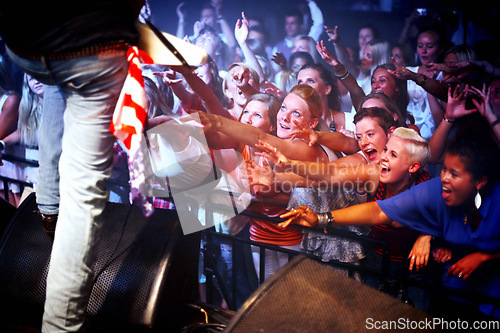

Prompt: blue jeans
[
  {"left": 213, "top": 225, "right": 258, "bottom": 310},
  {"left": 37, "top": 84, "right": 65, "bottom": 215},
  {"left": 8, "top": 48, "right": 129, "bottom": 331}
]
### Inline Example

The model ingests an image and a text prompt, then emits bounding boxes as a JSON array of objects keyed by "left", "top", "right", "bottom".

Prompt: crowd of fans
[{"left": 1, "top": 0, "right": 499, "bottom": 327}]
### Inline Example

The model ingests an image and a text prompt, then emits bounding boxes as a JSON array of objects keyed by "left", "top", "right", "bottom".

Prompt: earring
[{"left": 474, "top": 191, "right": 482, "bottom": 210}]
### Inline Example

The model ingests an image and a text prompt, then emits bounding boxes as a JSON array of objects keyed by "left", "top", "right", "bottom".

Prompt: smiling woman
[
  {"left": 197, "top": 84, "right": 330, "bottom": 280},
  {"left": 280, "top": 131, "right": 500, "bottom": 321}
]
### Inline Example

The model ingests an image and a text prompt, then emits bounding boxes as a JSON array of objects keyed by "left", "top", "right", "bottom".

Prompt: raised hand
[
  {"left": 234, "top": 12, "right": 249, "bottom": 46},
  {"left": 316, "top": 40, "right": 340, "bottom": 68},
  {"left": 231, "top": 65, "right": 251, "bottom": 88},
  {"left": 153, "top": 70, "right": 183, "bottom": 85},
  {"left": 290, "top": 120, "right": 319, "bottom": 146},
  {"left": 260, "top": 80, "right": 285, "bottom": 99},
  {"left": 425, "top": 62, "right": 450, "bottom": 73},
  {"left": 338, "top": 126, "right": 355, "bottom": 139},
  {"left": 271, "top": 52, "right": 287, "bottom": 68},
  {"left": 324, "top": 25, "right": 339, "bottom": 43},
  {"left": 387, "top": 56, "right": 418, "bottom": 81},
  {"left": 470, "top": 84, "right": 496, "bottom": 120},
  {"left": 254, "top": 140, "right": 290, "bottom": 170},
  {"left": 425, "top": 62, "right": 461, "bottom": 85},
  {"left": 245, "top": 158, "right": 275, "bottom": 188},
  {"left": 190, "top": 110, "right": 221, "bottom": 131},
  {"left": 444, "top": 84, "right": 477, "bottom": 122},
  {"left": 278, "top": 204, "right": 318, "bottom": 228},
  {"left": 176, "top": 2, "right": 186, "bottom": 21},
  {"left": 193, "top": 21, "right": 204, "bottom": 38}
]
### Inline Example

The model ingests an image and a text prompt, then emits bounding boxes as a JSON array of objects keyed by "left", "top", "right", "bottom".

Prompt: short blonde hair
[{"left": 392, "top": 127, "right": 430, "bottom": 168}]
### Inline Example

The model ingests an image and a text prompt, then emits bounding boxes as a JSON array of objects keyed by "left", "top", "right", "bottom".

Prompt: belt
[{"left": 11, "top": 40, "right": 130, "bottom": 61}]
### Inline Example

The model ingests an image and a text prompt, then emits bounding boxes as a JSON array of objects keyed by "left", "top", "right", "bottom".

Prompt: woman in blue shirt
[{"left": 280, "top": 132, "right": 500, "bottom": 320}]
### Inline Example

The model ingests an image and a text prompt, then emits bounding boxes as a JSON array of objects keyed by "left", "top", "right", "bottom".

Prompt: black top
[{"left": 0, "top": 0, "right": 143, "bottom": 54}]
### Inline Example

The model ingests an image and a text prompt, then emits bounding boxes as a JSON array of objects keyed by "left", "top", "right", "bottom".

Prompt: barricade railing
[
  {"left": 201, "top": 199, "right": 500, "bottom": 317},
  {"left": 2, "top": 165, "right": 498, "bottom": 317},
  {"left": 201, "top": 200, "right": 391, "bottom": 311},
  {"left": 0, "top": 152, "right": 38, "bottom": 204}
]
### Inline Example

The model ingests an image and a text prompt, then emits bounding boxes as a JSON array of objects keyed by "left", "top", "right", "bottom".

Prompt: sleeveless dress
[{"left": 287, "top": 144, "right": 369, "bottom": 275}]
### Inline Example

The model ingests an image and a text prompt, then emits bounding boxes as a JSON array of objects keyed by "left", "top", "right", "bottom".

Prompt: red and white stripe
[{"left": 110, "top": 46, "right": 155, "bottom": 216}]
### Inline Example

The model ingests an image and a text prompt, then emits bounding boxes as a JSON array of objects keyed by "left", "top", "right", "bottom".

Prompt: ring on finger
[{"left": 458, "top": 272, "right": 463, "bottom": 278}]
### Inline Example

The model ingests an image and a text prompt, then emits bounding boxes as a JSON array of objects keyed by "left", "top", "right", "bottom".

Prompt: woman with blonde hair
[
  {"left": 1, "top": 74, "right": 42, "bottom": 205},
  {"left": 197, "top": 84, "right": 330, "bottom": 281}
]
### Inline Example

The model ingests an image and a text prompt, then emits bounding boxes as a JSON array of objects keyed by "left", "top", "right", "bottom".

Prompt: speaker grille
[
  {"left": 226, "top": 256, "right": 433, "bottom": 332},
  {"left": 0, "top": 193, "right": 200, "bottom": 330}
]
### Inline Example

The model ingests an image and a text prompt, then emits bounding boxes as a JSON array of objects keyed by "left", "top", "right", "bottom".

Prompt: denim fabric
[
  {"left": 36, "top": 84, "right": 64, "bottom": 215},
  {"left": 8, "top": 48, "right": 129, "bottom": 331},
  {"left": 213, "top": 225, "right": 258, "bottom": 310}
]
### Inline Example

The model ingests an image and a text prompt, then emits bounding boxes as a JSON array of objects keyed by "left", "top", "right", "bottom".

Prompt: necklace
[
  {"left": 463, "top": 207, "right": 481, "bottom": 232},
  {"left": 329, "top": 110, "right": 336, "bottom": 132}
]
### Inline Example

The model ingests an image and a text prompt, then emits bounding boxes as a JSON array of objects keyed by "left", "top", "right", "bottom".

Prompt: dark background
[{"left": 147, "top": 0, "right": 500, "bottom": 63}]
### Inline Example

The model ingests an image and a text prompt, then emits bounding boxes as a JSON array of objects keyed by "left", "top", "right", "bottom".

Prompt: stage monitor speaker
[
  {"left": 225, "top": 255, "right": 436, "bottom": 333},
  {"left": 0, "top": 193, "right": 201, "bottom": 332}
]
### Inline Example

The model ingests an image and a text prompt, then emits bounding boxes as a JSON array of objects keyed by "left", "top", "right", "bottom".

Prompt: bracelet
[
  {"left": 334, "top": 66, "right": 348, "bottom": 79},
  {"left": 0, "top": 139, "right": 5, "bottom": 151},
  {"left": 317, "top": 213, "right": 327, "bottom": 228},
  {"left": 338, "top": 71, "right": 350, "bottom": 80},
  {"left": 317, "top": 211, "right": 334, "bottom": 233},
  {"left": 491, "top": 119, "right": 500, "bottom": 128},
  {"left": 443, "top": 115, "right": 455, "bottom": 123}
]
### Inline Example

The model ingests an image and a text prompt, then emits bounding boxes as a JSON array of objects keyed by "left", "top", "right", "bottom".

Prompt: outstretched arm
[
  {"left": 0, "top": 93, "right": 20, "bottom": 140},
  {"left": 279, "top": 201, "right": 390, "bottom": 228},
  {"left": 162, "top": 65, "right": 234, "bottom": 120},
  {"left": 290, "top": 118, "right": 359, "bottom": 154},
  {"left": 306, "top": 0, "right": 324, "bottom": 41},
  {"left": 325, "top": 25, "right": 359, "bottom": 79},
  {"left": 428, "top": 85, "right": 477, "bottom": 163},
  {"left": 447, "top": 251, "right": 500, "bottom": 280},
  {"left": 388, "top": 57, "right": 448, "bottom": 102},
  {"left": 471, "top": 84, "right": 500, "bottom": 144},
  {"left": 316, "top": 40, "right": 365, "bottom": 111},
  {"left": 197, "top": 112, "right": 326, "bottom": 162},
  {"left": 235, "top": 12, "right": 266, "bottom": 82},
  {"left": 255, "top": 140, "right": 377, "bottom": 188},
  {"left": 175, "top": 2, "right": 186, "bottom": 39}
]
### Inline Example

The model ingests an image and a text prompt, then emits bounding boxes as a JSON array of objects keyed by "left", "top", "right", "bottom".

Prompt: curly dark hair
[{"left": 446, "top": 131, "right": 500, "bottom": 194}]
